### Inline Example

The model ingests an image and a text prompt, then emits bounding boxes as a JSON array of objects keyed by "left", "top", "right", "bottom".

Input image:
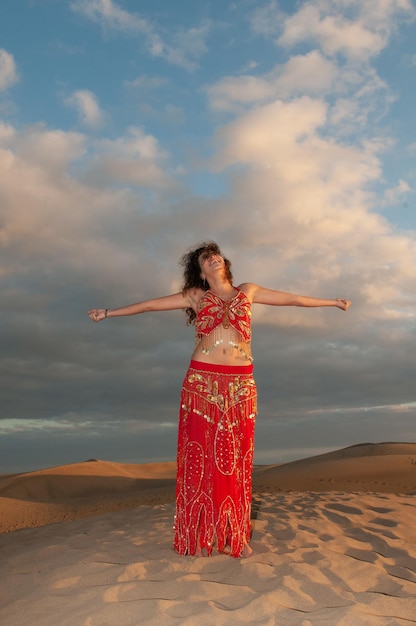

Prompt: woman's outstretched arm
[
  {"left": 241, "top": 283, "right": 351, "bottom": 310},
  {"left": 88, "top": 292, "right": 190, "bottom": 323}
]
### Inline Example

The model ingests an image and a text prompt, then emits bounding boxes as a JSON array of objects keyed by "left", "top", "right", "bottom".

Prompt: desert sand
[{"left": 1, "top": 442, "right": 416, "bottom": 625}]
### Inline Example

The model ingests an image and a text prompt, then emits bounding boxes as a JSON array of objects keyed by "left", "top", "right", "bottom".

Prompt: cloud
[
  {"left": 207, "top": 93, "right": 416, "bottom": 326},
  {"left": 328, "top": 70, "right": 393, "bottom": 135},
  {"left": 87, "top": 126, "right": 176, "bottom": 189},
  {"left": 124, "top": 75, "right": 185, "bottom": 123},
  {"left": 0, "top": 122, "right": 180, "bottom": 307},
  {"left": 206, "top": 51, "right": 338, "bottom": 111},
  {"left": 71, "top": 0, "right": 211, "bottom": 71},
  {"left": 125, "top": 75, "right": 169, "bottom": 91},
  {"left": 204, "top": 0, "right": 414, "bottom": 303},
  {"left": 278, "top": 4, "right": 385, "bottom": 58},
  {"left": 0, "top": 123, "right": 96, "bottom": 268},
  {"left": 205, "top": 51, "right": 392, "bottom": 137},
  {"left": 249, "top": 0, "right": 285, "bottom": 37},
  {"left": 382, "top": 179, "right": 412, "bottom": 207},
  {"left": 2, "top": 1, "right": 416, "bottom": 473},
  {"left": 0, "top": 49, "right": 18, "bottom": 91},
  {"left": 206, "top": 1, "right": 404, "bottom": 173},
  {"left": 71, "top": 0, "right": 151, "bottom": 33},
  {"left": 251, "top": 0, "right": 415, "bottom": 60},
  {"left": 162, "top": 21, "right": 211, "bottom": 71},
  {"left": 64, "top": 89, "right": 105, "bottom": 129}
]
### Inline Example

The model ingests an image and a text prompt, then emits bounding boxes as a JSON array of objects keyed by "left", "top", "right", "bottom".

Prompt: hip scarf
[{"left": 174, "top": 360, "right": 257, "bottom": 558}]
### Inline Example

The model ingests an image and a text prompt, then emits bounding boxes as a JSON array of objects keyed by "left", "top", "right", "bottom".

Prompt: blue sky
[{"left": 1, "top": 0, "right": 416, "bottom": 473}]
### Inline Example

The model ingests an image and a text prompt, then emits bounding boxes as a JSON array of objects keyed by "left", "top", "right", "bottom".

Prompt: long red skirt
[{"left": 174, "top": 360, "right": 257, "bottom": 558}]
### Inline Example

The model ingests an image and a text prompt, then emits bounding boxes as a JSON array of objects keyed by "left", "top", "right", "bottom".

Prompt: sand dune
[
  {"left": 253, "top": 442, "right": 416, "bottom": 495},
  {"left": 1, "top": 443, "right": 416, "bottom": 624},
  {"left": 0, "top": 460, "right": 177, "bottom": 534},
  {"left": 1, "top": 442, "right": 416, "bottom": 534}
]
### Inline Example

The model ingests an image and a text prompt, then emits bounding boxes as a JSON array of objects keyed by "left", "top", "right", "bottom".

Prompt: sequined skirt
[{"left": 174, "top": 360, "right": 257, "bottom": 558}]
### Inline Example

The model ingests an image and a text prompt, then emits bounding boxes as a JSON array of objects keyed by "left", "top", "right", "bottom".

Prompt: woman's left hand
[{"left": 88, "top": 308, "right": 107, "bottom": 322}]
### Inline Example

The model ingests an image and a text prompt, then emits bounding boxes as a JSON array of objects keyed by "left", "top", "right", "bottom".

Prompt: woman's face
[{"left": 198, "top": 250, "right": 225, "bottom": 274}]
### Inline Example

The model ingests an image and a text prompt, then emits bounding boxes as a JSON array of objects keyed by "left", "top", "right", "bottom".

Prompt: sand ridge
[
  {"left": 253, "top": 442, "right": 416, "bottom": 495},
  {"left": 2, "top": 443, "right": 416, "bottom": 534}
]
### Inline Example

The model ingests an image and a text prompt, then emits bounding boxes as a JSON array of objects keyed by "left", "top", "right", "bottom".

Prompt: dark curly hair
[{"left": 180, "top": 241, "right": 233, "bottom": 325}]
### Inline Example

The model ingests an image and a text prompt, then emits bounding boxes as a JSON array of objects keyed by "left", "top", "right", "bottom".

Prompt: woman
[{"left": 88, "top": 241, "right": 351, "bottom": 558}]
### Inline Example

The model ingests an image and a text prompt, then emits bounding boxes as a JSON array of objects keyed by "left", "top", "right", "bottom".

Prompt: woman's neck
[{"left": 206, "top": 277, "right": 234, "bottom": 298}]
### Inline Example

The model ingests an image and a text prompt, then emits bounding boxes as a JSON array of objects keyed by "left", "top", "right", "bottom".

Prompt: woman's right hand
[
  {"left": 88, "top": 309, "right": 107, "bottom": 322},
  {"left": 335, "top": 298, "right": 351, "bottom": 311}
]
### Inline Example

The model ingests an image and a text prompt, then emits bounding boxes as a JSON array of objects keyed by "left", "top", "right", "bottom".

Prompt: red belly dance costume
[{"left": 174, "top": 288, "right": 257, "bottom": 558}]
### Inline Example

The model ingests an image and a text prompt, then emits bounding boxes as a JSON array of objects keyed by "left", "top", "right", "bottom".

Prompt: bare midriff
[{"left": 191, "top": 325, "right": 253, "bottom": 366}]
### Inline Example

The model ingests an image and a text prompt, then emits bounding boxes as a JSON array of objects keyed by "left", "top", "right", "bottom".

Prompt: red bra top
[{"left": 196, "top": 288, "right": 252, "bottom": 342}]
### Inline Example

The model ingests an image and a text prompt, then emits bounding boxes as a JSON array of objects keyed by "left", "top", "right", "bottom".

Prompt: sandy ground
[{"left": 1, "top": 442, "right": 416, "bottom": 625}]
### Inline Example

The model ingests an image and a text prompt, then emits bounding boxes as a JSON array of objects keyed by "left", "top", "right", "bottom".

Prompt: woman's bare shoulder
[
  {"left": 184, "top": 287, "right": 205, "bottom": 309},
  {"left": 237, "top": 282, "right": 258, "bottom": 301}
]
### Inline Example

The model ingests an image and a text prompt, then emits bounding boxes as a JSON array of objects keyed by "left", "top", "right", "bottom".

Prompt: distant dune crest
[{"left": 1, "top": 442, "right": 416, "bottom": 534}]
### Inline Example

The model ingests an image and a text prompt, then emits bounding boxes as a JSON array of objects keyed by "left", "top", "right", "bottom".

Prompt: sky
[{"left": 1, "top": 0, "right": 416, "bottom": 474}]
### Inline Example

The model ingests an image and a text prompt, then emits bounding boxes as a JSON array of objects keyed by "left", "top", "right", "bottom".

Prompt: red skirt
[{"left": 174, "top": 360, "right": 257, "bottom": 558}]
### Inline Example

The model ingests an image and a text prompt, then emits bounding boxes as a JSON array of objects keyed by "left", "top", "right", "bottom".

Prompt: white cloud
[
  {"left": 0, "top": 49, "right": 18, "bottom": 91},
  {"left": 206, "top": 51, "right": 391, "bottom": 134},
  {"left": 209, "top": 8, "right": 399, "bottom": 151},
  {"left": 249, "top": 0, "right": 285, "bottom": 37},
  {"left": 125, "top": 75, "right": 168, "bottom": 91},
  {"left": 206, "top": 74, "right": 276, "bottom": 111},
  {"left": 10, "top": 124, "right": 86, "bottom": 172},
  {"left": 71, "top": 0, "right": 150, "bottom": 33},
  {"left": 382, "top": 179, "right": 411, "bottom": 206},
  {"left": 71, "top": 0, "right": 211, "bottom": 71},
  {"left": 213, "top": 97, "right": 329, "bottom": 168},
  {"left": 206, "top": 51, "right": 338, "bottom": 111},
  {"left": 278, "top": 4, "right": 385, "bottom": 58},
  {"left": 251, "top": 0, "right": 415, "bottom": 60},
  {"left": 0, "top": 121, "right": 15, "bottom": 141},
  {"left": 0, "top": 122, "right": 178, "bottom": 290},
  {"left": 90, "top": 126, "right": 175, "bottom": 189},
  {"left": 64, "top": 89, "right": 105, "bottom": 129},
  {"left": 0, "top": 124, "right": 94, "bottom": 261},
  {"left": 328, "top": 69, "right": 393, "bottom": 136},
  {"left": 163, "top": 21, "right": 211, "bottom": 72},
  {"left": 207, "top": 95, "right": 416, "bottom": 324},
  {"left": 2, "top": 0, "right": 416, "bottom": 472}
]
